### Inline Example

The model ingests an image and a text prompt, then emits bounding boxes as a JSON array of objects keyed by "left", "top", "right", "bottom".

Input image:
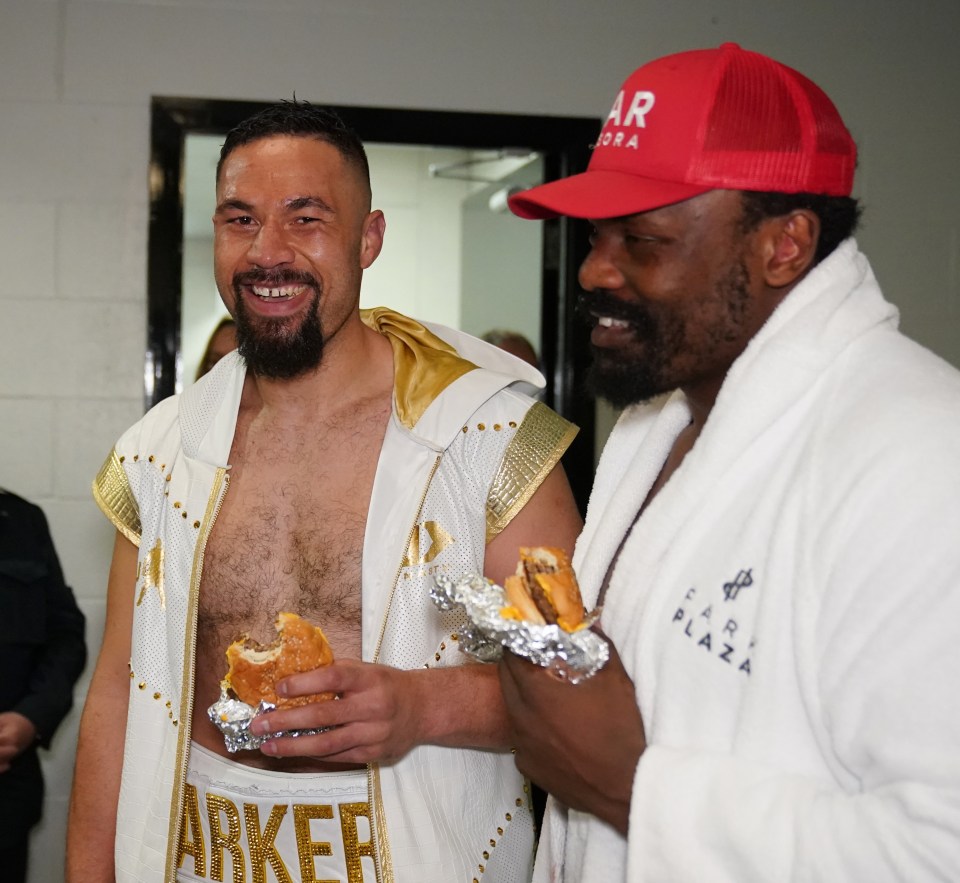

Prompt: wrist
[{"left": 410, "top": 665, "right": 509, "bottom": 750}]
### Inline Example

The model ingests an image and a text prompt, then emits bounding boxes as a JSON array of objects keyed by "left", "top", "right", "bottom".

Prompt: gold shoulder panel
[
  {"left": 92, "top": 449, "right": 141, "bottom": 547},
  {"left": 486, "top": 402, "right": 579, "bottom": 542}
]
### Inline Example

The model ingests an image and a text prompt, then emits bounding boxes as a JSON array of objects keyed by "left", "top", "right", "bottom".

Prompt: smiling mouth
[
  {"left": 250, "top": 284, "right": 308, "bottom": 300},
  {"left": 594, "top": 314, "right": 631, "bottom": 329}
]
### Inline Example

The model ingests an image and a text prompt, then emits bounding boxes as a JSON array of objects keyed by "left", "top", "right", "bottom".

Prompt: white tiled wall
[{"left": 2, "top": 0, "right": 958, "bottom": 879}]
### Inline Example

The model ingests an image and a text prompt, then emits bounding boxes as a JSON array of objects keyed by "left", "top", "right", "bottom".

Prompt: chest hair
[{"left": 197, "top": 394, "right": 390, "bottom": 673}]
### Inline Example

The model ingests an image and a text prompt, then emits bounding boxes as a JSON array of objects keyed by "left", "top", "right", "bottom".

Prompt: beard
[
  {"left": 580, "top": 257, "right": 751, "bottom": 409},
  {"left": 232, "top": 269, "right": 325, "bottom": 379}
]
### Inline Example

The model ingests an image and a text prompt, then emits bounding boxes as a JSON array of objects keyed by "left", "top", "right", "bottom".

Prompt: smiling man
[
  {"left": 67, "top": 102, "right": 583, "bottom": 883},
  {"left": 500, "top": 44, "right": 960, "bottom": 882}
]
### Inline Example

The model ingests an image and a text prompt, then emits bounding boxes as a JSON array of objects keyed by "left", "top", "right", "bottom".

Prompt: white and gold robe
[{"left": 94, "top": 308, "right": 577, "bottom": 883}]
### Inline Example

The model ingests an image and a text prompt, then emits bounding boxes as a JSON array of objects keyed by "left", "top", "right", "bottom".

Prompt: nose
[
  {"left": 578, "top": 239, "right": 625, "bottom": 293},
  {"left": 246, "top": 219, "right": 295, "bottom": 268}
]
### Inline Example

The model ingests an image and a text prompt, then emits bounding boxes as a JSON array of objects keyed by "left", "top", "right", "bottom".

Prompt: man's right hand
[
  {"left": 248, "top": 658, "right": 512, "bottom": 763},
  {"left": 0, "top": 711, "right": 37, "bottom": 773},
  {"left": 498, "top": 633, "right": 647, "bottom": 836}
]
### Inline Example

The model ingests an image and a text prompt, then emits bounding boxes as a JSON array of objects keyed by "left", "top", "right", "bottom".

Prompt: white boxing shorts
[{"left": 176, "top": 741, "right": 376, "bottom": 883}]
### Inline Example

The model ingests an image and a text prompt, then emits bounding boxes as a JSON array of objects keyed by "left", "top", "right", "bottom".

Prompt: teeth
[
  {"left": 251, "top": 285, "right": 306, "bottom": 299},
  {"left": 597, "top": 316, "right": 630, "bottom": 328}
]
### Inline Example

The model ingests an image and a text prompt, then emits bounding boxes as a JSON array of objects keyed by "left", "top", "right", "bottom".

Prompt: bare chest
[{"left": 198, "top": 403, "right": 389, "bottom": 665}]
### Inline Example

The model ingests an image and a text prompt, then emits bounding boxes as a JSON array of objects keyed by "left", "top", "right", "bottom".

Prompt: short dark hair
[
  {"left": 740, "top": 191, "right": 863, "bottom": 265},
  {"left": 217, "top": 100, "right": 371, "bottom": 191}
]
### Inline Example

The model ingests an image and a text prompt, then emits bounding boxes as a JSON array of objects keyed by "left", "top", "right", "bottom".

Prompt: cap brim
[{"left": 508, "top": 169, "right": 713, "bottom": 220}]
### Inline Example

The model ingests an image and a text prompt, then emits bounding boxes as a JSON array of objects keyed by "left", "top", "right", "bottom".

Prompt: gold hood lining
[{"left": 361, "top": 307, "right": 477, "bottom": 429}]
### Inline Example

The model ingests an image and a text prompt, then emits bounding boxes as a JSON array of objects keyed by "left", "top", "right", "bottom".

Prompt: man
[
  {"left": 500, "top": 43, "right": 960, "bottom": 881},
  {"left": 481, "top": 330, "right": 540, "bottom": 371},
  {"left": 67, "top": 102, "right": 583, "bottom": 882},
  {"left": 481, "top": 329, "right": 543, "bottom": 400},
  {"left": 0, "top": 489, "right": 86, "bottom": 881}
]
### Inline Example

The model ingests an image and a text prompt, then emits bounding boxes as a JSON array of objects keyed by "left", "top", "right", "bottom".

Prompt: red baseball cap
[{"left": 509, "top": 43, "right": 857, "bottom": 220}]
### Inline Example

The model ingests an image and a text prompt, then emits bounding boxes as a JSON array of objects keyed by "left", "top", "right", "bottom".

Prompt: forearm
[
  {"left": 409, "top": 663, "right": 511, "bottom": 751},
  {"left": 66, "top": 667, "right": 128, "bottom": 881},
  {"left": 66, "top": 687, "right": 126, "bottom": 883},
  {"left": 67, "top": 530, "right": 136, "bottom": 881}
]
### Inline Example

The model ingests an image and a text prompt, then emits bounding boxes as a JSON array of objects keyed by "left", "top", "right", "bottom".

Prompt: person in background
[
  {"left": 482, "top": 329, "right": 544, "bottom": 400},
  {"left": 68, "top": 101, "right": 582, "bottom": 883},
  {"left": 195, "top": 316, "right": 238, "bottom": 380},
  {"left": 499, "top": 43, "right": 960, "bottom": 881},
  {"left": 481, "top": 329, "right": 540, "bottom": 370},
  {"left": 0, "top": 488, "right": 86, "bottom": 883}
]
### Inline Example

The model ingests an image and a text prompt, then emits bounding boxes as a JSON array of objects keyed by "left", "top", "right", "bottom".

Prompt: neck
[{"left": 680, "top": 374, "right": 725, "bottom": 434}]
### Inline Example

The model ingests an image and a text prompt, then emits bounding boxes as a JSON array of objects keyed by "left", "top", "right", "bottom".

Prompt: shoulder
[
  {"left": 448, "top": 394, "right": 578, "bottom": 541},
  {"left": 817, "top": 330, "right": 960, "bottom": 459},
  {"left": 113, "top": 393, "right": 182, "bottom": 461},
  {"left": 453, "top": 390, "right": 576, "bottom": 459},
  {"left": 93, "top": 392, "right": 184, "bottom": 548}
]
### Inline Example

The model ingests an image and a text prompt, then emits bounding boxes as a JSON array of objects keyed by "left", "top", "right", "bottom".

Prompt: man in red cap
[{"left": 500, "top": 44, "right": 960, "bottom": 881}]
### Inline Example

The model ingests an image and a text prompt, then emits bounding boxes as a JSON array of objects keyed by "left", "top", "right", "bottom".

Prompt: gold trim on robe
[
  {"left": 485, "top": 402, "right": 579, "bottom": 541},
  {"left": 93, "top": 449, "right": 142, "bottom": 547}
]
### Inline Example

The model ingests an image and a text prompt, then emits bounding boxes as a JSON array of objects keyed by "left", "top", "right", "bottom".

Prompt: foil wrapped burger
[{"left": 432, "top": 546, "right": 608, "bottom": 683}]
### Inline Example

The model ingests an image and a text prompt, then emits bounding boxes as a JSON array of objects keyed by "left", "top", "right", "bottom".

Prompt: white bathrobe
[{"left": 536, "top": 240, "right": 960, "bottom": 882}]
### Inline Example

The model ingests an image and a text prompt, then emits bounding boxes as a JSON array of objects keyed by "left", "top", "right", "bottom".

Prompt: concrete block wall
[{"left": 1, "top": 1, "right": 957, "bottom": 879}]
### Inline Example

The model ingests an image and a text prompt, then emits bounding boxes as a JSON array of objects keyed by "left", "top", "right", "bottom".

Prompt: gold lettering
[
  {"left": 244, "top": 803, "right": 293, "bottom": 883},
  {"left": 293, "top": 804, "right": 336, "bottom": 883},
  {"left": 421, "top": 521, "right": 454, "bottom": 563},
  {"left": 340, "top": 802, "right": 374, "bottom": 883},
  {"left": 177, "top": 783, "right": 206, "bottom": 877},
  {"left": 401, "top": 524, "right": 420, "bottom": 568},
  {"left": 401, "top": 521, "right": 454, "bottom": 567},
  {"left": 207, "top": 794, "right": 245, "bottom": 883},
  {"left": 136, "top": 538, "right": 165, "bottom": 608}
]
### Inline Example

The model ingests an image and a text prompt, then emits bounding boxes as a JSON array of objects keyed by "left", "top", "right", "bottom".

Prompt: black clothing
[{"left": 0, "top": 490, "right": 86, "bottom": 862}]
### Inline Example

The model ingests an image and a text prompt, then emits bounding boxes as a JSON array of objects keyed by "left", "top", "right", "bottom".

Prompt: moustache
[{"left": 233, "top": 269, "right": 320, "bottom": 289}]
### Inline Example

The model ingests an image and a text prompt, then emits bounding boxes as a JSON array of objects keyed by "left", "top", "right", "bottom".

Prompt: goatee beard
[{"left": 232, "top": 270, "right": 325, "bottom": 379}]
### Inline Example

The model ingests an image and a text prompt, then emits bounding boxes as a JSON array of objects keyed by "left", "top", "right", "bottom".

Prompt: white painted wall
[{"left": 0, "top": 1, "right": 957, "bottom": 879}]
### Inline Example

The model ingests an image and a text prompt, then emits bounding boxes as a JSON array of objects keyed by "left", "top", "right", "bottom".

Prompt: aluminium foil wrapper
[
  {"left": 207, "top": 685, "right": 331, "bottom": 753},
  {"left": 431, "top": 572, "right": 608, "bottom": 683}
]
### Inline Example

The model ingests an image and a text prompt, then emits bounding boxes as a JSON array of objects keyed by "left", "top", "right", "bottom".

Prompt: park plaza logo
[
  {"left": 596, "top": 89, "right": 656, "bottom": 150},
  {"left": 671, "top": 567, "right": 756, "bottom": 676}
]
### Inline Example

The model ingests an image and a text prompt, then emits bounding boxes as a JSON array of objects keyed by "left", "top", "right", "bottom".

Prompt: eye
[
  {"left": 624, "top": 232, "right": 658, "bottom": 246},
  {"left": 226, "top": 215, "right": 255, "bottom": 226}
]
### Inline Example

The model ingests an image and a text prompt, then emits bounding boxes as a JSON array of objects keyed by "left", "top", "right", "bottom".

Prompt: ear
[
  {"left": 359, "top": 210, "right": 386, "bottom": 270},
  {"left": 761, "top": 209, "right": 819, "bottom": 289}
]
